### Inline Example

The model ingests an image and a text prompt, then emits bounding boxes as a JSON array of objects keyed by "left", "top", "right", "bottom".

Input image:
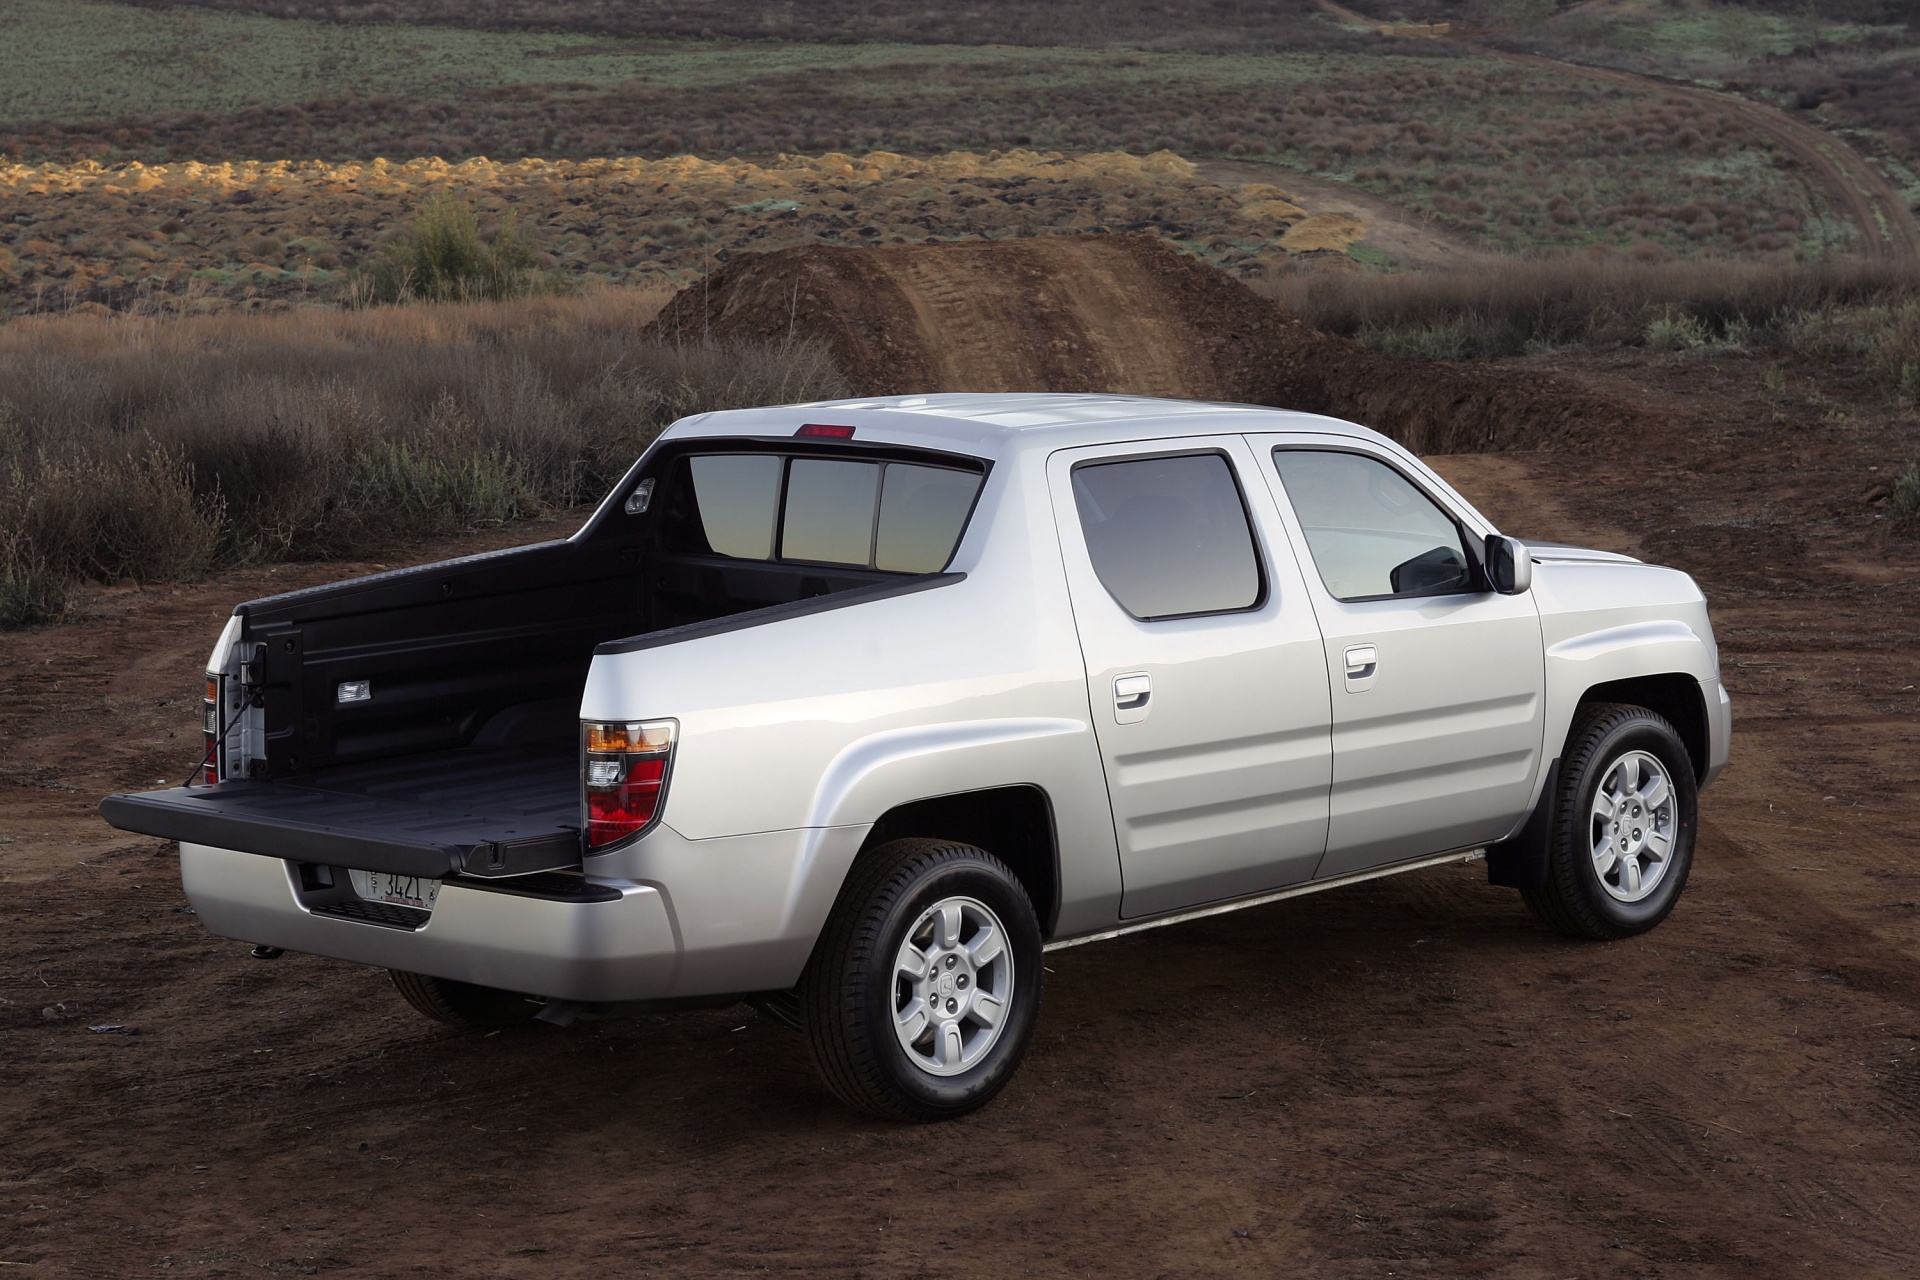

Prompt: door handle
[
  {"left": 1344, "top": 645, "right": 1378, "bottom": 681},
  {"left": 1114, "top": 673, "right": 1152, "bottom": 710}
]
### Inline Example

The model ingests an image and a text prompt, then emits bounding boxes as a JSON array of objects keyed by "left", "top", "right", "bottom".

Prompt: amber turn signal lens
[{"left": 585, "top": 721, "right": 674, "bottom": 753}]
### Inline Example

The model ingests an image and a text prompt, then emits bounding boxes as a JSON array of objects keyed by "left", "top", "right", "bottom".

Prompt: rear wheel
[
  {"left": 388, "top": 971, "right": 544, "bottom": 1031},
  {"left": 1524, "top": 703, "right": 1698, "bottom": 940},
  {"left": 801, "top": 838, "right": 1043, "bottom": 1121}
]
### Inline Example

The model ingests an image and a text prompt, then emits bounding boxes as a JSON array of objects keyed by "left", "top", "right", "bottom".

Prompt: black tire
[
  {"left": 1524, "top": 702, "right": 1699, "bottom": 941},
  {"left": 800, "top": 838, "right": 1043, "bottom": 1122},
  {"left": 388, "top": 970, "right": 544, "bottom": 1031}
]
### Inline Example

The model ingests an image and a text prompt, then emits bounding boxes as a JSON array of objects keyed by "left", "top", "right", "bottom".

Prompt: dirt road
[
  {"left": 1316, "top": 0, "right": 1920, "bottom": 262},
  {"left": 1195, "top": 159, "right": 1503, "bottom": 271},
  {"left": 4, "top": 320, "right": 1919, "bottom": 1274}
]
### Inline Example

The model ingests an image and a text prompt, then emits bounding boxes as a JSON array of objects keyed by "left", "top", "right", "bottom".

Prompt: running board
[{"left": 1044, "top": 848, "right": 1485, "bottom": 952}]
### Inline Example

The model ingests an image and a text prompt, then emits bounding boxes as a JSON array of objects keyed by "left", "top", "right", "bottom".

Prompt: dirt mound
[{"left": 645, "top": 233, "right": 1651, "bottom": 454}]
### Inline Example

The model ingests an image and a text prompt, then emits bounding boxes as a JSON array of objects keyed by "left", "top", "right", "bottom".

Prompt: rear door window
[
  {"left": 1270, "top": 449, "right": 1473, "bottom": 600},
  {"left": 660, "top": 452, "right": 982, "bottom": 572},
  {"left": 1071, "top": 452, "right": 1262, "bottom": 619}
]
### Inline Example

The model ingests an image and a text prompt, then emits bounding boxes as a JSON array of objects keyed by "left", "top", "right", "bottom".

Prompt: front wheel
[
  {"left": 800, "top": 838, "right": 1043, "bottom": 1121},
  {"left": 1524, "top": 703, "right": 1699, "bottom": 940}
]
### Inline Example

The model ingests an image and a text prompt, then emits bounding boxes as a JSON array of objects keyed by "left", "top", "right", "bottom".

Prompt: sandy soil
[{"left": 4, "top": 332, "right": 1920, "bottom": 1274}]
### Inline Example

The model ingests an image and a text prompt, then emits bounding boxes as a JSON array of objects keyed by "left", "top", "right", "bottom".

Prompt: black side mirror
[{"left": 1485, "top": 534, "right": 1532, "bottom": 595}]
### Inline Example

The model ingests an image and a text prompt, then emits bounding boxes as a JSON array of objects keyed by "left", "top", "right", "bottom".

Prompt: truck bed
[{"left": 100, "top": 745, "right": 580, "bottom": 880}]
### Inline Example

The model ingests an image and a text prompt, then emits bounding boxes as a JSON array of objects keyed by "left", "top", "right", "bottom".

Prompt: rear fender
[{"left": 803, "top": 718, "right": 1121, "bottom": 940}]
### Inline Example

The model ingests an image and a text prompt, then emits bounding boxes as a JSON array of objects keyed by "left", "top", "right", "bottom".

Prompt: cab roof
[{"left": 662, "top": 393, "right": 1393, "bottom": 461}]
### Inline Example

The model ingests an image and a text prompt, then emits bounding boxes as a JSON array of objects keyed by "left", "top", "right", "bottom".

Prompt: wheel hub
[
  {"left": 1589, "top": 749, "right": 1677, "bottom": 904},
  {"left": 890, "top": 895, "right": 1013, "bottom": 1078},
  {"left": 922, "top": 950, "right": 977, "bottom": 1019}
]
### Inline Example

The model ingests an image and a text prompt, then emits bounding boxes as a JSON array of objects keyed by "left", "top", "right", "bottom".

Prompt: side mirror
[{"left": 1485, "top": 534, "right": 1532, "bottom": 595}]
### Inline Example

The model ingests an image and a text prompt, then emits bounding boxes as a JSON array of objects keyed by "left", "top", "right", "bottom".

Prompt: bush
[
  {"left": 0, "top": 445, "right": 68, "bottom": 628},
  {"left": 0, "top": 294, "right": 850, "bottom": 627},
  {"left": 1357, "top": 318, "right": 1474, "bottom": 361},
  {"left": 1867, "top": 301, "right": 1920, "bottom": 404},
  {"left": 1644, "top": 308, "right": 1709, "bottom": 351},
  {"left": 1894, "top": 461, "right": 1920, "bottom": 521},
  {"left": 346, "top": 190, "right": 554, "bottom": 305},
  {"left": 1259, "top": 256, "right": 1919, "bottom": 359}
]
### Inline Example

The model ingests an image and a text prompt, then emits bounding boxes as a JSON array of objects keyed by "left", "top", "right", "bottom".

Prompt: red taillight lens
[
  {"left": 794, "top": 423, "right": 855, "bottom": 439},
  {"left": 584, "top": 720, "right": 676, "bottom": 849}
]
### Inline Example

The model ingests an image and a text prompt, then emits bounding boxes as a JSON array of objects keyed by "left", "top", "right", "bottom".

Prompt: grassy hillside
[
  {"left": 0, "top": 3, "right": 1857, "bottom": 264},
  {"left": 104, "top": 0, "right": 1360, "bottom": 49}
]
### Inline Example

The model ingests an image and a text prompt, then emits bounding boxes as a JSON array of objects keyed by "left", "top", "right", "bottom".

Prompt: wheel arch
[
  {"left": 858, "top": 785, "right": 1061, "bottom": 939},
  {"left": 1491, "top": 672, "right": 1707, "bottom": 893},
  {"left": 1575, "top": 673, "right": 1708, "bottom": 782}
]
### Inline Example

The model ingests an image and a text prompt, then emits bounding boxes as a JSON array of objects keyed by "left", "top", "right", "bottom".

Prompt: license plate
[{"left": 349, "top": 869, "right": 439, "bottom": 912}]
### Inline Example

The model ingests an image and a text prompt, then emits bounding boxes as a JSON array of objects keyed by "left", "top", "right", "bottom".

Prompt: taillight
[
  {"left": 584, "top": 720, "right": 676, "bottom": 849},
  {"left": 201, "top": 675, "right": 220, "bottom": 784}
]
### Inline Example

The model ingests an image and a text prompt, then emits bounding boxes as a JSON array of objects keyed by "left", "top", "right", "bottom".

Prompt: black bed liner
[{"left": 99, "top": 746, "right": 579, "bottom": 880}]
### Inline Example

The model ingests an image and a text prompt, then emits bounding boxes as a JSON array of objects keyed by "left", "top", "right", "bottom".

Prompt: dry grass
[
  {"left": 108, "top": 0, "right": 1350, "bottom": 51},
  {"left": 0, "top": 150, "right": 1311, "bottom": 315},
  {"left": 0, "top": 289, "right": 849, "bottom": 626},
  {"left": 1257, "top": 255, "right": 1920, "bottom": 358}
]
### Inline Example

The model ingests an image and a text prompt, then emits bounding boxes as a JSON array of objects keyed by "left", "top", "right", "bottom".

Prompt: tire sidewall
[
  {"left": 1564, "top": 715, "right": 1699, "bottom": 933},
  {"left": 860, "top": 854, "right": 1043, "bottom": 1116}
]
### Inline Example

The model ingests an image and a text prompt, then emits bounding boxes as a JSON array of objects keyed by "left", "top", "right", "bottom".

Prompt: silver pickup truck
[{"left": 104, "top": 394, "right": 1729, "bottom": 1120}]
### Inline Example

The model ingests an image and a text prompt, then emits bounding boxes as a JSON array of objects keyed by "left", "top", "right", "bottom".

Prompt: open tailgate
[{"left": 100, "top": 746, "right": 581, "bottom": 880}]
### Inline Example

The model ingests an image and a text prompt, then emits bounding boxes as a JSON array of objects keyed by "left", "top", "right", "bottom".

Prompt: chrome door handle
[
  {"left": 1114, "top": 673, "right": 1152, "bottom": 710},
  {"left": 1344, "top": 645, "right": 1378, "bottom": 680}
]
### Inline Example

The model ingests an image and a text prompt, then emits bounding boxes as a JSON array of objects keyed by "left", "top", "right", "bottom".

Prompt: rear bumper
[
  {"left": 182, "top": 843, "right": 676, "bottom": 1002},
  {"left": 180, "top": 817, "right": 871, "bottom": 1002}
]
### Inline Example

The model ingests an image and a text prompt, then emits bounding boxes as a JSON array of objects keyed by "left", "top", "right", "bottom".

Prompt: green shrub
[
  {"left": 1643, "top": 308, "right": 1710, "bottom": 351},
  {"left": 346, "top": 191, "right": 553, "bottom": 306},
  {"left": 1893, "top": 461, "right": 1920, "bottom": 521},
  {"left": 1357, "top": 318, "right": 1474, "bottom": 361}
]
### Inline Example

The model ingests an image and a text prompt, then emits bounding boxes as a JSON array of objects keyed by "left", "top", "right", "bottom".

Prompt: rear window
[
  {"left": 660, "top": 453, "right": 982, "bottom": 573},
  {"left": 1071, "top": 453, "right": 1262, "bottom": 619}
]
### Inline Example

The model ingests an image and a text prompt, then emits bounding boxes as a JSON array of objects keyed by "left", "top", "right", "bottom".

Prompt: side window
[
  {"left": 1071, "top": 453, "right": 1262, "bottom": 620},
  {"left": 1270, "top": 449, "right": 1473, "bottom": 601}
]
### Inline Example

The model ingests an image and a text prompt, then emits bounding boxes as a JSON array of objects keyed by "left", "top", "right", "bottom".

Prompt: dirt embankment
[{"left": 646, "top": 232, "right": 1654, "bottom": 454}]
